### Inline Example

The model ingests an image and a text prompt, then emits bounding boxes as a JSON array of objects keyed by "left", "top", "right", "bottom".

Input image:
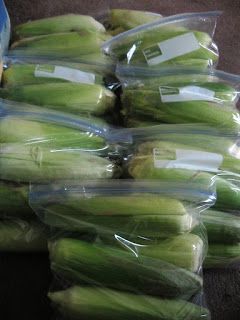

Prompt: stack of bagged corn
[
  {"left": 25, "top": 10, "right": 219, "bottom": 320},
  {"left": 1, "top": 7, "right": 240, "bottom": 320},
  {"left": 0, "top": 101, "right": 121, "bottom": 251},
  {"left": 30, "top": 179, "right": 215, "bottom": 320},
  {"left": 1, "top": 14, "right": 120, "bottom": 124},
  {"left": 0, "top": 13, "right": 126, "bottom": 252},
  {"left": 102, "top": 11, "right": 240, "bottom": 269}
]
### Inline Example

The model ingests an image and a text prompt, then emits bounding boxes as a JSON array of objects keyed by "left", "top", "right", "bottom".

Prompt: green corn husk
[
  {"left": 109, "top": 28, "right": 218, "bottom": 66},
  {"left": 49, "top": 238, "right": 203, "bottom": 298},
  {"left": 203, "top": 210, "right": 240, "bottom": 244},
  {"left": 205, "top": 243, "right": 240, "bottom": 268},
  {"left": 0, "top": 143, "right": 118, "bottom": 183},
  {"left": 123, "top": 90, "right": 239, "bottom": 130},
  {"left": 41, "top": 194, "right": 194, "bottom": 239},
  {"left": 138, "top": 233, "right": 204, "bottom": 272},
  {"left": 14, "top": 14, "right": 106, "bottom": 39},
  {"left": 0, "top": 117, "right": 108, "bottom": 154},
  {"left": 2, "top": 63, "right": 103, "bottom": 88},
  {"left": 0, "top": 220, "right": 47, "bottom": 252},
  {"left": 107, "top": 9, "right": 162, "bottom": 34},
  {"left": 0, "top": 181, "right": 33, "bottom": 218},
  {"left": 49, "top": 286, "right": 209, "bottom": 320},
  {"left": 0, "top": 83, "right": 116, "bottom": 117},
  {"left": 10, "top": 31, "right": 110, "bottom": 59}
]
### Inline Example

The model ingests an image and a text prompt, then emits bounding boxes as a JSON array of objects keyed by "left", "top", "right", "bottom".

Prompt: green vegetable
[
  {"left": 107, "top": 9, "right": 162, "bottom": 34},
  {"left": 123, "top": 89, "right": 238, "bottom": 130},
  {"left": 205, "top": 243, "right": 240, "bottom": 268},
  {"left": 50, "top": 238, "right": 203, "bottom": 298},
  {"left": 41, "top": 194, "right": 194, "bottom": 238},
  {"left": 0, "top": 117, "right": 108, "bottom": 154},
  {"left": 139, "top": 233, "right": 204, "bottom": 272},
  {"left": 203, "top": 210, "right": 240, "bottom": 244},
  {"left": 14, "top": 14, "right": 106, "bottom": 39},
  {"left": 10, "top": 31, "right": 110, "bottom": 59},
  {"left": 0, "top": 181, "right": 33, "bottom": 218},
  {"left": 109, "top": 27, "right": 217, "bottom": 67},
  {"left": 49, "top": 286, "right": 209, "bottom": 320},
  {"left": 0, "top": 143, "right": 118, "bottom": 183},
  {"left": 3, "top": 63, "right": 103, "bottom": 87},
  {"left": 0, "top": 220, "right": 47, "bottom": 252},
  {"left": 0, "top": 82, "right": 116, "bottom": 117}
]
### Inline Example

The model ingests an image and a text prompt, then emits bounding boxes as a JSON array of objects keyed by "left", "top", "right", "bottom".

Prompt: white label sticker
[
  {"left": 143, "top": 32, "right": 200, "bottom": 66},
  {"left": 34, "top": 65, "right": 96, "bottom": 84},
  {"left": 153, "top": 148, "right": 223, "bottom": 172},
  {"left": 159, "top": 85, "right": 215, "bottom": 102}
]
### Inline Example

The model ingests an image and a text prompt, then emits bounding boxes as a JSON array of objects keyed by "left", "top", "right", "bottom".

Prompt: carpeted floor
[{"left": 2, "top": 1, "right": 240, "bottom": 319}]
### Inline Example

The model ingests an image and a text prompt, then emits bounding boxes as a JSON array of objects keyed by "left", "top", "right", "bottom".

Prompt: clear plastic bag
[
  {"left": 116, "top": 67, "right": 240, "bottom": 131},
  {"left": 119, "top": 124, "right": 240, "bottom": 213},
  {"left": 103, "top": 11, "right": 220, "bottom": 68},
  {"left": 30, "top": 179, "right": 215, "bottom": 319},
  {"left": 0, "top": 100, "right": 121, "bottom": 183},
  {"left": 0, "top": 66, "right": 117, "bottom": 120},
  {"left": 3, "top": 57, "right": 105, "bottom": 87}
]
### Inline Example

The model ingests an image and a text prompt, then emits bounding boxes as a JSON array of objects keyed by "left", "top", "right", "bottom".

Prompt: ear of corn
[
  {"left": 203, "top": 210, "right": 240, "bottom": 244},
  {"left": 10, "top": 31, "right": 110, "bottom": 59},
  {"left": 49, "top": 286, "right": 209, "bottom": 320},
  {"left": 0, "top": 82, "right": 116, "bottom": 116},
  {"left": 107, "top": 9, "right": 162, "bottom": 33},
  {"left": 0, "top": 181, "right": 33, "bottom": 218},
  {"left": 0, "top": 117, "right": 108, "bottom": 153},
  {"left": 0, "top": 220, "right": 47, "bottom": 251},
  {"left": 49, "top": 238, "right": 203, "bottom": 298},
  {"left": 205, "top": 243, "right": 240, "bottom": 268},
  {"left": 14, "top": 14, "right": 106, "bottom": 39},
  {"left": 0, "top": 143, "right": 118, "bottom": 183},
  {"left": 2, "top": 63, "right": 103, "bottom": 87},
  {"left": 138, "top": 233, "right": 204, "bottom": 272}
]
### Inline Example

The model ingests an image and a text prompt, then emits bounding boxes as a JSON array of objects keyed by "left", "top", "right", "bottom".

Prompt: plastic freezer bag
[
  {"left": 30, "top": 180, "right": 215, "bottom": 243},
  {"left": 113, "top": 124, "right": 240, "bottom": 212},
  {"left": 2, "top": 58, "right": 105, "bottom": 88},
  {"left": 0, "top": 100, "right": 121, "bottom": 183},
  {"left": 103, "top": 11, "right": 220, "bottom": 68},
  {"left": 117, "top": 67, "right": 240, "bottom": 131},
  {"left": 0, "top": 73, "right": 117, "bottom": 120},
  {"left": 30, "top": 180, "right": 214, "bottom": 319}
]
